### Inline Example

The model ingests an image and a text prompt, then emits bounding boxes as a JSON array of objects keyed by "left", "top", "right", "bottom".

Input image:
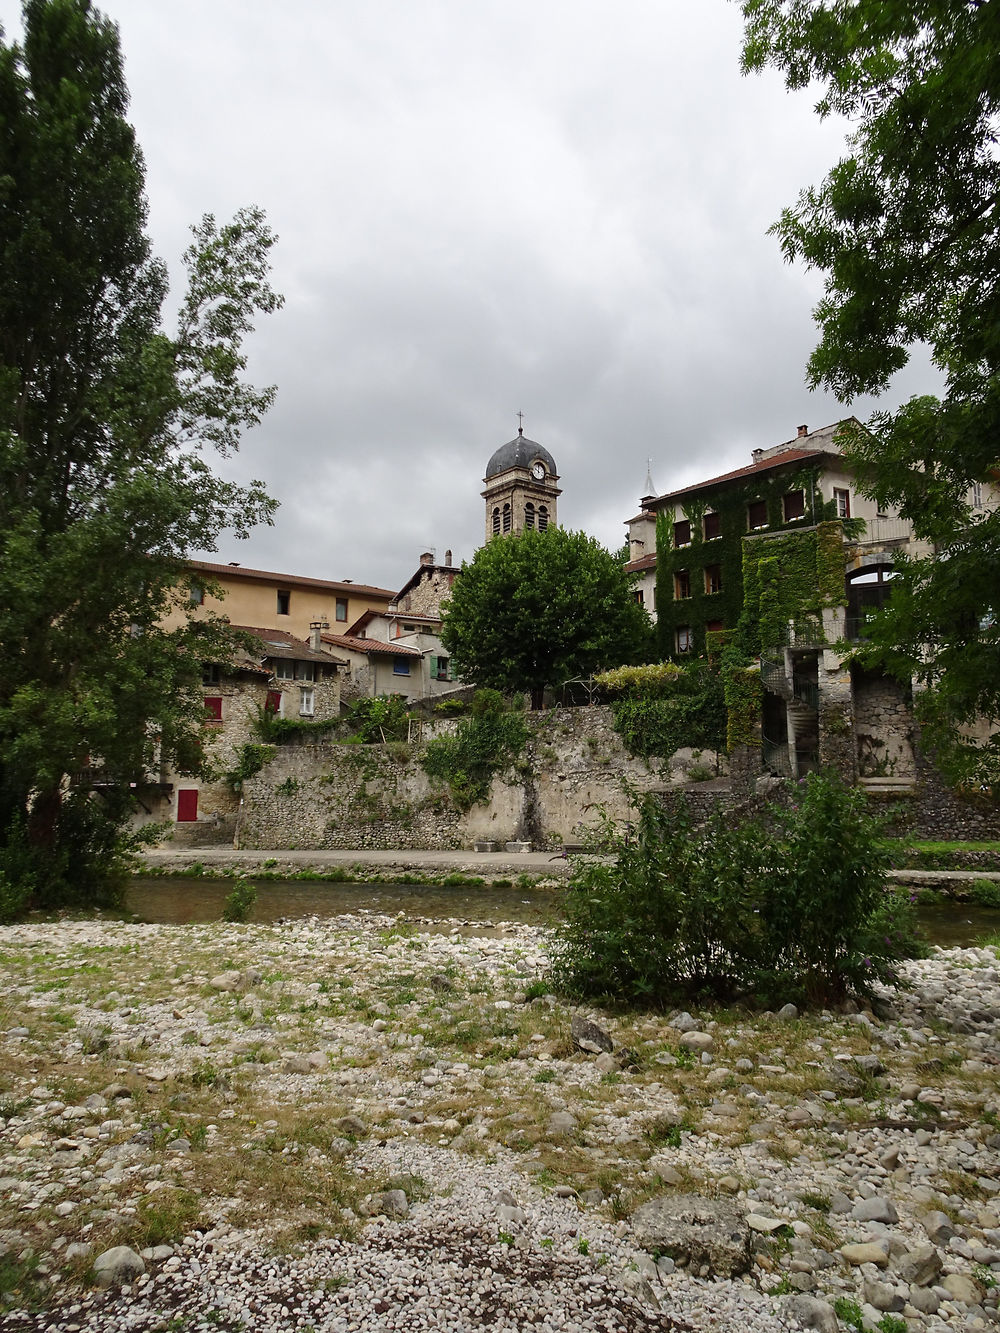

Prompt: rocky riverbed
[{"left": 0, "top": 913, "right": 998, "bottom": 1332}]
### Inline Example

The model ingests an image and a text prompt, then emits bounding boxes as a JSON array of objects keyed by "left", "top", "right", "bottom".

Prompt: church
[{"left": 481, "top": 423, "right": 561, "bottom": 541}]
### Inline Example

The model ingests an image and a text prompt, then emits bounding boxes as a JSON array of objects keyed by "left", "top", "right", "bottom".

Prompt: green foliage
[
  {"left": 0, "top": 0, "right": 281, "bottom": 913},
  {"left": 253, "top": 707, "right": 340, "bottom": 745},
  {"left": 224, "top": 743, "right": 275, "bottom": 793},
  {"left": 339, "top": 695, "right": 411, "bottom": 744},
  {"left": 738, "top": 522, "right": 844, "bottom": 656},
  {"left": 222, "top": 880, "right": 257, "bottom": 923},
  {"left": 594, "top": 663, "right": 682, "bottom": 696},
  {"left": 440, "top": 528, "right": 651, "bottom": 705},
  {"left": 421, "top": 690, "right": 528, "bottom": 810},
  {"left": 740, "top": 1, "right": 1000, "bottom": 784},
  {"left": 722, "top": 663, "right": 762, "bottom": 751},
  {"left": 607, "top": 660, "right": 727, "bottom": 760},
  {"left": 832, "top": 1297, "right": 865, "bottom": 1332},
  {"left": 550, "top": 773, "right": 924, "bottom": 1008}
]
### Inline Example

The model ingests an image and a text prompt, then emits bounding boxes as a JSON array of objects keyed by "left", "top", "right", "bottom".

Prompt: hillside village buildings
[{"left": 146, "top": 418, "right": 997, "bottom": 841}]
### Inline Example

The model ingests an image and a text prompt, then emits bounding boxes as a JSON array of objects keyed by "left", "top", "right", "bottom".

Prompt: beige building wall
[{"left": 168, "top": 561, "right": 394, "bottom": 641}]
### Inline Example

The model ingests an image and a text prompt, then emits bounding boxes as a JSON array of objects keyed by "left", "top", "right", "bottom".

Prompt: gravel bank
[{"left": 0, "top": 913, "right": 998, "bottom": 1332}]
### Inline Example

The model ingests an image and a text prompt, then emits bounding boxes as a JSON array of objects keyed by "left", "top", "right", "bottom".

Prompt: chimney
[
  {"left": 444, "top": 549, "right": 452, "bottom": 566},
  {"left": 751, "top": 448, "right": 764, "bottom": 463},
  {"left": 797, "top": 424, "right": 808, "bottom": 438},
  {"left": 419, "top": 551, "right": 434, "bottom": 566},
  {"left": 309, "top": 620, "right": 329, "bottom": 651}
]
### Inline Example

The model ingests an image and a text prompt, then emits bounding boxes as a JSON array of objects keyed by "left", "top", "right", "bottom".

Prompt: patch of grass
[{"left": 833, "top": 1296, "right": 865, "bottom": 1330}]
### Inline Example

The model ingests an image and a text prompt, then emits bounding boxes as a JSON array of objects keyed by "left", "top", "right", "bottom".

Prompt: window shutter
[{"left": 429, "top": 655, "right": 438, "bottom": 678}]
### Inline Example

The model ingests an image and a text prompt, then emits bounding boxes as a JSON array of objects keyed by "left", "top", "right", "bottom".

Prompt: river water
[{"left": 125, "top": 877, "right": 1000, "bottom": 948}]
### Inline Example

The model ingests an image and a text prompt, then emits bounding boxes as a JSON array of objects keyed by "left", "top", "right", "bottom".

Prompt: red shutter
[
  {"left": 203, "top": 696, "right": 223, "bottom": 721},
  {"left": 177, "top": 789, "right": 199, "bottom": 822},
  {"left": 265, "top": 690, "right": 281, "bottom": 715}
]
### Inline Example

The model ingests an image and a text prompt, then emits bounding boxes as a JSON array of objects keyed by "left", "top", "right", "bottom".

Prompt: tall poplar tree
[
  {"left": 740, "top": 0, "right": 1000, "bottom": 786},
  {"left": 0, "top": 0, "right": 282, "bottom": 913}
]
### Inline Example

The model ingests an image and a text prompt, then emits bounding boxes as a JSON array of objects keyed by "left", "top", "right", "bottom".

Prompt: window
[
  {"left": 676, "top": 626, "right": 692, "bottom": 655},
  {"left": 393, "top": 657, "right": 411, "bottom": 675},
  {"left": 524, "top": 502, "right": 535, "bottom": 530},
  {"left": 633, "top": 590, "right": 644, "bottom": 606},
  {"left": 674, "top": 569, "right": 691, "bottom": 599},
  {"left": 502, "top": 503, "right": 511, "bottom": 533},
  {"left": 433, "top": 655, "right": 450, "bottom": 681},
  {"left": 299, "top": 686, "right": 314, "bottom": 717},
  {"left": 703, "top": 511, "right": 721, "bottom": 540},
  {"left": 747, "top": 499, "right": 767, "bottom": 530},
  {"left": 972, "top": 483, "right": 984, "bottom": 510},
  {"left": 783, "top": 490, "right": 805, "bottom": 521},
  {"left": 201, "top": 663, "right": 221, "bottom": 685},
  {"left": 492, "top": 507, "right": 500, "bottom": 535},
  {"left": 274, "top": 660, "right": 314, "bottom": 681},
  {"left": 203, "top": 696, "right": 223, "bottom": 722},
  {"left": 336, "top": 597, "right": 348, "bottom": 621},
  {"left": 190, "top": 584, "right": 204, "bottom": 605},
  {"left": 704, "top": 564, "right": 723, "bottom": 595},
  {"left": 673, "top": 519, "right": 691, "bottom": 547},
  {"left": 833, "top": 487, "right": 851, "bottom": 519},
  {"left": 277, "top": 589, "right": 290, "bottom": 615},
  {"left": 537, "top": 505, "right": 549, "bottom": 531},
  {"left": 706, "top": 619, "right": 724, "bottom": 634}
]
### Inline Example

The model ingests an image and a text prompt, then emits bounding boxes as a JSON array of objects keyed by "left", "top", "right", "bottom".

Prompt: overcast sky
[{"left": 5, "top": 0, "right": 938, "bottom": 593}]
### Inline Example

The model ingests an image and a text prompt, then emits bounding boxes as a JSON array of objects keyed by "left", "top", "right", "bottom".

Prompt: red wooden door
[{"left": 177, "top": 789, "right": 199, "bottom": 822}]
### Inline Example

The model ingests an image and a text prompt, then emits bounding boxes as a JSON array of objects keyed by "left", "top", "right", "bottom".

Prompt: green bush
[
  {"left": 0, "top": 800, "right": 129, "bottom": 922},
  {"left": 550, "top": 773, "right": 924, "bottom": 1008},
  {"left": 608, "top": 660, "right": 726, "bottom": 760},
  {"left": 339, "top": 695, "right": 411, "bottom": 744},
  {"left": 421, "top": 691, "right": 528, "bottom": 811},
  {"left": 224, "top": 742, "right": 275, "bottom": 792},
  {"left": 222, "top": 881, "right": 257, "bottom": 923}
]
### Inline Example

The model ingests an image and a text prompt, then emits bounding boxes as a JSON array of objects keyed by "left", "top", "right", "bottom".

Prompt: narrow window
[
  {"left": 190, "top": 583, "right": 204, "bottom": 605},
  {"left": 783, "top": 490, "right": 805, "bottom": 521},
  {"left": 524, "top": 502, "right": 535, "bottom": 530},
  {"left": 972, "top": 483, "right": 983, "bottom": 510},
  {"left": 502, "top": 503, "right": 512, "bottom": 533},
  {"left": 203, "top": 696, "right": 223, "bottom": 722},
  {"left": 537, "top": 505, "right": 548, "bottom": 531},
  {"left": 673, "top": 519, "right": 691, "bottom": 547},
  {"left": 492, "top": 507, "right": 500, "bottom": 535},
  {"left": 704, "top": 564, "right": 723, "bottom": 595},
  {"left": 436, "top": 656, "right": 450, "bottom": 681},
  {"left": 335, "top": 597, "right": 348, "bottom": 621},
  {"left": 676, "top": 626, "right": 692, "bottom": 655},
  {"left": 674, "top": 569, "right": 691, "bottom": 599},
  {"left": 393, "top": 657, "right": 411, "bottom": 675},
  {"left": 747, "top": 500, "right": 767, "bottom": 530},
  {"left": 633, "top": 590, "right": 644, "bottom": 606},
  {"left": 277, "top": 589, "right": 291, "bottom": 615},
  {"left": 299, "top": 686, "right": 314, "bottom": 717},
  {"left": 834, "top": 487, "right": 851, "bottom": 519},
  {"left": 703, "top": 512, "right": 721, "bottom": 540}
]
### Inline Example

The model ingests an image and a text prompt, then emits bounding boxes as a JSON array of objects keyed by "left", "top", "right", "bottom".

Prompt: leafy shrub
[
  {"left": 222, "top": 881, "right": 257, "bottom": 923},
  {"left": 253, "top": 705, "right": 340, "bottom": 745},
  {"left": 224, "top": 742, "right": 275, "bottom": 792},
  {"left": 607, "top": 660, "right": 727, "bottom": 760},
  {"left": 0, "top": 799, "right": 129, "bottom": 921},
  {"left": 594, "top": 662, "right": 682, "bottom": 696},
  {"left": 340, "top": 694, "right": 411, "bottom": 744},
  {"left": 421, "top": 690, "right": 528, "bottom": 810},
  {"left": 550, "top": 772, "right": 924, "bottom": 1008}
]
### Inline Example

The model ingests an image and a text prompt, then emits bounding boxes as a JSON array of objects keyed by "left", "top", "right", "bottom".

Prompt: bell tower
[{"left": 481, "top": 421, "right": 561, "bottom": 542}]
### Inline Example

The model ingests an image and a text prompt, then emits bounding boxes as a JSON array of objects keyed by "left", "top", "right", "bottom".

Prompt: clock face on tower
[{"left": 531, "top": 461, "right": 545, "bottom": 480}]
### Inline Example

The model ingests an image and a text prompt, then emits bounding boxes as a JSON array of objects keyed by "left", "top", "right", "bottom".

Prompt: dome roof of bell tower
[{"left": 484, "top": 429, "right": 557, "bottom": 480}]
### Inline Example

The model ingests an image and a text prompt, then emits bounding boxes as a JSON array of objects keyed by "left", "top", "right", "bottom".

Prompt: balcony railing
[{"left": 853, "top": 518, "right": 912, "bottom": 547}]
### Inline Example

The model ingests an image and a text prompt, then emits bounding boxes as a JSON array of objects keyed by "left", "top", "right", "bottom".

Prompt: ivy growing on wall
[
  {"left": 738, "top": 520, "right": 848, "bottom": 657},
  {"left": 654, "top": 467, "right": 839, "bottom": 659}
]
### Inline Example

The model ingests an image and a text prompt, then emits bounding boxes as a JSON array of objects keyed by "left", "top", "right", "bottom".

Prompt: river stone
[
  {"left": 863, "top": 1278, "right": 905, "bottom": 1312},
  {"left": 779, "top": 1294, "right": 839, "bottom": 1333},
  {"left": 209, "top": 973, "right": 240, "bottom": 992},
  {"left": 942, "top": 1272, "right": 982, "bottom": 1305},
  {"left": 908, "top": 1287, "right": 941, "bottom": 1315},
  {"left": 571, "top": 1014, "right": 613, "bottom": 1054},
  {"left": 853, "top": 1196, "right": 898, "bottom": 1224},
  {"left": 94, "top": 1245, "right": 145, "bottom": 1288},
  {"left": 841, "top": 1242, "right": 890, "bottom": 1268},
  {"left": 647, "top": 1156, "right": 683, "bottom": 1185},
  {"left": 922, "top": 1210, "right": 956, "bottom": 1245},
  {"left": 678, "top": 1031, "right": 714, "bottom": 1053},
  {"left": 897, "top": 1244, "right": 943, "bottom": 1286},
  {"left": 547, "top": 1111, "right": 578, "bottom": 1135},
  {"left": 630, "top": 1193, "right": 750, "bottom": 1277}
]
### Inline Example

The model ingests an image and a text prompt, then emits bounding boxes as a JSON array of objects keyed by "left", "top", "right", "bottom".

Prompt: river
[{"left": 125, "top": 877, "right": 1000, "bottom": 947}]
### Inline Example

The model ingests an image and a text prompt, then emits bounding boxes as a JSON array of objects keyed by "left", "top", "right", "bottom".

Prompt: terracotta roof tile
[{"left": 321, "top": 633, "right": 422, "bottom": 658}]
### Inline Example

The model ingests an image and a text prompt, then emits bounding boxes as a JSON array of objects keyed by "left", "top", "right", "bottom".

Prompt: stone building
[
  {"left": 624, "top": 419, "right": 999, "bottom": 793},
  {"left": 152, "top": 625, "right": 345, "bottom": 844}
]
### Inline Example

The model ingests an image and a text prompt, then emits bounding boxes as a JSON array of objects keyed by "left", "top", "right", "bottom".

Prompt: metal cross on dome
[{"left": 516, "top": 410, "right": 524, "bottom": 435}]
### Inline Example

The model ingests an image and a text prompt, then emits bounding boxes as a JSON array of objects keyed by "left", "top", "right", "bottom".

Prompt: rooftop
[{"left": 189, "top": 560, "right": 393, "bottom": 600}]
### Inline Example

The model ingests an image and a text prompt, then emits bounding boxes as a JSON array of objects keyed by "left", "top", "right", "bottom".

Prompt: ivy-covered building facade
[{"left": 624, "top": 420, "right": 982, "bottom": 788}]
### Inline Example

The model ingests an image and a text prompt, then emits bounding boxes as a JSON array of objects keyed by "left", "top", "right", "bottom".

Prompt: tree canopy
[
  {"left": 740, "top": 0, "right": 1000, "bottom": 783},
  {"left": 0, "top": 0, "right": 281, "bottom": 914},
  {"left": 440, "top": 528, "right": 650, "bottom": 706}
]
